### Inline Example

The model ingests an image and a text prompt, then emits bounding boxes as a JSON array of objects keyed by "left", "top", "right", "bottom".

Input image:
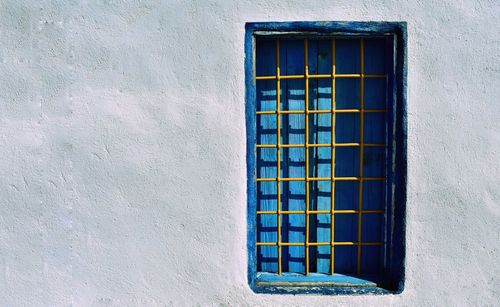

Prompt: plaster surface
[{"left": 0, "top": 0, "right": 499, "bottom": 306}]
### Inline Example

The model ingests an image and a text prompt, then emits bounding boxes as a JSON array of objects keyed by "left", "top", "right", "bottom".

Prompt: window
[{"left": 245, "top": 22, "right": 407, "bottom": 295}]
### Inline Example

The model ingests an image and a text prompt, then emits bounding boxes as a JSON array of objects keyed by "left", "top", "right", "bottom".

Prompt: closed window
[{"left": 245, "top": 22, "right": 407, "bottom": 294}]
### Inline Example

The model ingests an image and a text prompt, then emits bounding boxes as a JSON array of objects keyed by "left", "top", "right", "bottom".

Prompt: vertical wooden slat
[
  {"left": 304, "top": 38, "right": 310, "bottom": 275},
  {"left": 330, "top": 38, "right": 336, "bottom": 275},
  {"left": 276, "top": 39, "right": 282, "bottom": 275},
  {"left": 357, "top": 38, "right": 365, "bottom": 274}
]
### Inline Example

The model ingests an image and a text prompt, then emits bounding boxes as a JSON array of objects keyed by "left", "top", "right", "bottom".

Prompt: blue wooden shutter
[{"left": 256, "top": 37, "right": 388, "bottom": 276}]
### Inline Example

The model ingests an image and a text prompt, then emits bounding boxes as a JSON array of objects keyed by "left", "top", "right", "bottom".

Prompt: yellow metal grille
[{"left": 255, "top": 38, "right": 387, "bottom": 275}]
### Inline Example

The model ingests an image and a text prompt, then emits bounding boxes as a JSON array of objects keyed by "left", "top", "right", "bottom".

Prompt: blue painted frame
[{"left": 245, "top": 21, "right": 407, "bottom": 295}]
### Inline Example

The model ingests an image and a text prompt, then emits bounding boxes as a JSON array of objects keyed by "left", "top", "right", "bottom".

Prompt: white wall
[{"left": 0, "top": 0, "right": 499, "bottom": 306}]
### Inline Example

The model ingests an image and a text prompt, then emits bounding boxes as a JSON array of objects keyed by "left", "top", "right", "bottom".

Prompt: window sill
[{"left": 252, "top": 272, "right": 397, "bottom": 295}]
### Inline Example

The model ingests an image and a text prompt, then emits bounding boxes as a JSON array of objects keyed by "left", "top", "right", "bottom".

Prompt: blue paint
[
  {"left": 245, "top": 21, "right": 407, "bottom": 295},
  {"left": 308, "top": 46, "right": 333, "bottom": 275},
  {"left": 383, "top": 33, "right": 396, "bottom": 291},
  {"left": 391, "top": 23, "right": 408, "bottom": 294},
  {"left": 245, "top": 27, "right": 257, "bottom": 289},
  {"left": 246, "top": 21, "right": 407, "bottom": 36},
  {"left": 256, "top": 42, "right": 279, "bottom": 273}
]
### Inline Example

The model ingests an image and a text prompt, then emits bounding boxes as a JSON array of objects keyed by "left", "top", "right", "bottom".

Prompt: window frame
[{"left": 245, "top": 21, "right": 407, "bottom": 295}]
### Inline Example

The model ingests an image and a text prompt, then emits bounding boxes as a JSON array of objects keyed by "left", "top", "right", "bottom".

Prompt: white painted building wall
[{"left": 0, "top": 0, "right": 499, "bottom": 306}]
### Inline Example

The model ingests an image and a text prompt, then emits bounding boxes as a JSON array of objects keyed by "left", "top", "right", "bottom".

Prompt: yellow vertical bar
[
  {"left": 276, "top": 39, "right": 282, "bottom": 275},
  {"left": 304, "top": 38, "right": 310, "bottom": 275},
  {"left": 357, "top": 38, "right": 365, "bottom": 274},
  {"left": 330, "top": 39, "right": 336, "bottom": 275}
]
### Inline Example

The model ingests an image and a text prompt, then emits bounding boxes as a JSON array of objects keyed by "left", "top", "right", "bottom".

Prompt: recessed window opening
[
  {"left": 256, "top": 36, "right": 387, "bottom": 277},
  {"left": 246, "top": 22, "right": 407, "bottom": 295}
]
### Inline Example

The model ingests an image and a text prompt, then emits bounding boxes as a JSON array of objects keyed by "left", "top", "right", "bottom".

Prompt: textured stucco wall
[{"left": 0, "top": 0, "right": 499, "bottom": 306}]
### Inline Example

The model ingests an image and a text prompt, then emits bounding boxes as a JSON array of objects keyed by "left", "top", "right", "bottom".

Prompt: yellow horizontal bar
[
  {"left": 281, "top": 143, "right": 335, "bottom": 148},
  {"left": 335, "top": 109, "right": 387, "bottom": 113},
  {"left": 257, "top": 210, "right": 329, "bottom": 215},
  {"left": 257, "top": 210, "right": 384, "bottom": 215},
  {"left": 256, "top": 177, "right": 385, "bottom": 182},
  {"left": 255, "top": 75, "right": 276, "bottom": 80},
  {"left": 332, "top": 143, "right": 385, "bottom": 147},
  {"left": 280, "top": 75, "right": 304, "bottom": 80},
  {"left": 335, "top": 74, "right": 361, "bottom": 78},
  {"left": 255, "top": 109, "right": 386, "bottom": 115},
  {"left": 255, "top": 110, "right": 276, "bottom": 115},
  {"left": 256, "top": 242, "right": 384, "bottom": 246},
  {"left": 255, "top": 110, "right": 305, "bottom": 115},
  {"left": 307, "top": 143, "right": 334, "bottom": 147},
  {"left": 334, "top": 209, "right": 385, "bottom": 214},
  {"left": 256, "top": 178, "right": 277, "bottom": 182},
  {"left": 256, "top": 74, "right": 386, "bottom": 80},
  {"left": 256, "top": 143, "right": 385, "bottom": 148},
  {"left": 280, "top": 177, "right": 305, "bottom": 181},
  {"left": 257, "top": 211, "right": 278, "bottom": 214},
  {"left": 336, "top": 74, "right": 386, "bottom": 78},
  {"left": 308, "top": 74, "right": 331, "bottom": 79}
]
